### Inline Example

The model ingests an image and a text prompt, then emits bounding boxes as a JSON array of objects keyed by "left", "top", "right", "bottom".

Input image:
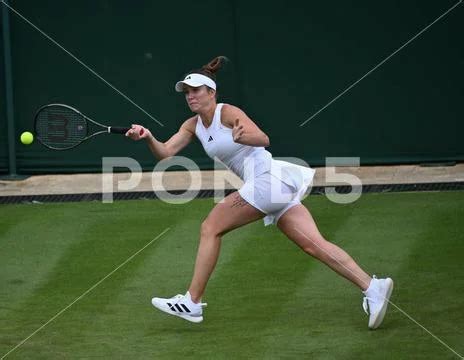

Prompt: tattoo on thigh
[{"left": 231, "top": 194, "right": 249, "bottom": 208}]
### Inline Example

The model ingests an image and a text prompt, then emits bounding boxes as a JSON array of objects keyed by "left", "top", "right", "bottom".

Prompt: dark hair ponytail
[{"left": 190, "top": 55, "right": 228, "bottom": 81}]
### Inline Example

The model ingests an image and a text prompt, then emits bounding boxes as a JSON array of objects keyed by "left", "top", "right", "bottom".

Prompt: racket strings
[{"left": 35, "top": 106, "right": 87, "bottom": 150}]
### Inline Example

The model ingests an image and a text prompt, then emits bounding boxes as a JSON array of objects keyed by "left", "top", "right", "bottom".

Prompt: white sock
[
  {"left": 363, "top": 277, "right": 378, "bottom": 296},
  {"left": 185, "top": 291, "right": 200, "bottom": 306}
]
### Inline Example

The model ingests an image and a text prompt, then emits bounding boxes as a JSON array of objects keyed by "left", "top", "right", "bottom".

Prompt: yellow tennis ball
[{"left": 20, "top": 131, "right": 34, "bottom": 145}]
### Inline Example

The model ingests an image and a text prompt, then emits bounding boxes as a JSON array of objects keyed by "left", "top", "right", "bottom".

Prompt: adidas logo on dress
[{"left": 208, "top": 136, "right": 213, "bottom": 142}]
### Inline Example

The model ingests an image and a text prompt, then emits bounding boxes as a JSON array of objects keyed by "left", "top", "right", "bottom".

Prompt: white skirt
[{"left": 238, "top": 160, "right": 316, "bottom": 226}]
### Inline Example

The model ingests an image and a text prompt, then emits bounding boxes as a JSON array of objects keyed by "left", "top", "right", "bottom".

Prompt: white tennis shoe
[
  {"left": 151, "top": 291, "right": 207, "bottom": 323},
  {"left": 362, "top": 276, "right": 394, "bottom": 329}
]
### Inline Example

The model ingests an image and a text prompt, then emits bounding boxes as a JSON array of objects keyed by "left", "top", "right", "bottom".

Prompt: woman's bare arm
[
  {"left": 221, "top": 104, "right": 270, "bottom": 147},
  {"left": 126, "top": 117, "right": 197, "bottom": 160}
]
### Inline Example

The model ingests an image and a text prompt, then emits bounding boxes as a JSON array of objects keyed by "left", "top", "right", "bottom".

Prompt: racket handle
[{"left": 109, "top": 126, "right": 131, "bottom": 134}]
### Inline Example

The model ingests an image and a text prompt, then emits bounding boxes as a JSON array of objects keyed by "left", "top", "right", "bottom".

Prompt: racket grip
[{"left": 110, "top": 126, "right": 131, "bottom": 134}]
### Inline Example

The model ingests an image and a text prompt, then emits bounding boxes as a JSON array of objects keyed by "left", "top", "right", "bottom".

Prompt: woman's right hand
[{"left": 125, "top": 124, "right": 152, "bottom": 141}]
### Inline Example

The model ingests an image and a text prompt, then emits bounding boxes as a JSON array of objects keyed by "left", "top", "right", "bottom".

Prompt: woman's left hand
[{"left": 232, "top": 118, "right": 244, "bottom": 142}]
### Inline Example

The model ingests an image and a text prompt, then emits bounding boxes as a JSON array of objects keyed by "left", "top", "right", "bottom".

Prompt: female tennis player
[{"left": 126, "top": 56, "right": 393, "bottom": 329}]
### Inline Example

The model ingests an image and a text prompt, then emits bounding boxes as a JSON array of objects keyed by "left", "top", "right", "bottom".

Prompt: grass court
[{"left": 1, "top": 191, "right": 463, "bottom": 359}]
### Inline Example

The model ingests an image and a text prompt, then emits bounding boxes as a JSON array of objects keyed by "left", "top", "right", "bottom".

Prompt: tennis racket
[{"left": 34, "top": 104, "right": 135, "bottom": 150}]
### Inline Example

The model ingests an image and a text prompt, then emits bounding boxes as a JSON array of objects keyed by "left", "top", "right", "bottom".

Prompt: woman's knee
[
  {"left": 300, "top": 235, "right": 327, "bottom": 257},
  {"left": 200, "top": 218, "right": 222, "bottom": 239}
]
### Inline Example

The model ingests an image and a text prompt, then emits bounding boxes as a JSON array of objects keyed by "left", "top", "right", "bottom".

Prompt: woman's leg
[
  {"left": 277, "top": 204, "right": 372, "bottom": 290},
  {"left": 188, "top": 191, "right": 265, "bottom": 302}
]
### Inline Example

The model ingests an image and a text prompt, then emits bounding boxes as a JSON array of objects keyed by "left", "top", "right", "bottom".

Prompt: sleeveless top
[
  {"left": 195, "top": 103, "right": 272, "bottom": 181},
  {"left": 195, "top": 103, "right": 316, "bottom": 217}
]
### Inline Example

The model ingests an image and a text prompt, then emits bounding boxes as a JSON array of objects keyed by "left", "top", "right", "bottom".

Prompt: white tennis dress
[{"left": 195, "top": 103, "right": 316, "bottom": 226}]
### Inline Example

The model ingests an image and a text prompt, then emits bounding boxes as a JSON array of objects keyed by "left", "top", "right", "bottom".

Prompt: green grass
[{"left": 1, "top": 192, "right": 463, "bottom": 359}]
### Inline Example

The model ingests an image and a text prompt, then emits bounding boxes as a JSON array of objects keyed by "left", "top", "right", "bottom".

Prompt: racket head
[{"left": 34, "top": 104, "right": 88, "bottom": 150}]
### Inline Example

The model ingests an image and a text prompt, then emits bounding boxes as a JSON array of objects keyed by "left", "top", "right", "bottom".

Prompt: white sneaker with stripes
[
  {"left": 362, "top": 275, "right": 394, "bottom": 329},
  {"left": 151, "top": 291, "right": 207, "bottom": 323}
]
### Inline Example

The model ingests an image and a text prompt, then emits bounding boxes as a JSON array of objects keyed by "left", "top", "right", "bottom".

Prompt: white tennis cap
[{"left": 175, "top": 73, "right": 216, "bottom": 92}]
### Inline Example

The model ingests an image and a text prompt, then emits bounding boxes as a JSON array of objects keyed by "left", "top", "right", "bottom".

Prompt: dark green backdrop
[{"left": 1, "top": 0, "right": 463, "bottom": 174}]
